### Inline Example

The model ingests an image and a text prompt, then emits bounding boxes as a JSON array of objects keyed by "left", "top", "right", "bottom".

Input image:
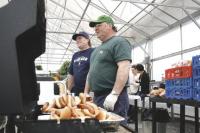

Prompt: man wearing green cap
[{"left": 84, "top": 15, "right": 132, "bottom": 123}]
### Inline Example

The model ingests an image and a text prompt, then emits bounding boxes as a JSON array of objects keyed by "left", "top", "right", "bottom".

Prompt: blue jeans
[{"left": 93, "top": 88, "right": 129, "bottom": 124}]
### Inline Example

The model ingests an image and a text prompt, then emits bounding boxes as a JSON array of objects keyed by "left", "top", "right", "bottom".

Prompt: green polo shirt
[{"left": 88, "top": 36, "right": 132, "bottom": 92}]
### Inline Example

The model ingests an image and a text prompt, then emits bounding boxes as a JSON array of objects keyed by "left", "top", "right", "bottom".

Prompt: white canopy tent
[
  {"left": 38, "top": 0, "right": 200, "bottom": 73},
  {"left": 1, "top": 0, "right": 200, "bottom": 74}
]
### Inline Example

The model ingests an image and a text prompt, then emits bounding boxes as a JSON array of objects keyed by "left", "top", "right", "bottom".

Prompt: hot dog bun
[
  {"left": 85, "top": 102, "right": 99, "bottom": 116},
  {"left": 59, "top": 96, "right": 67, "bottom": 107},
  {"left": 55, "top": 97, "right": 62, "bottom": 108},
  {"left": 78, "top": 104, "right": 95, "bottom": 114},
  {"left": 50, "top": 110, "right": 60, "bottom": 120},
  {"left": 60, "top": 106, "right": 71, "bottom": 119},
  {"left": 71, "top": 108, "right": 85, "bottom": 118},
  {"left": 41, "top": 102, "right": 49, "bottom": 112},
  {"left": 79, "top": 93, "right": 86, "bottom": 104},
  {"left": 82, "top": 109, "right": 95, "bottom": 118},
  {"left": 44, "top": 99, "right": 56, "bottom": 112},
  {"left": 62, "top": 94, "right": 68, "bottom": 104},
  {"left": 96, "top": 110, "right": 107, "bottom": 120},
  {"left": 72, "top": 96, "right": 81, "bottom": 106}
]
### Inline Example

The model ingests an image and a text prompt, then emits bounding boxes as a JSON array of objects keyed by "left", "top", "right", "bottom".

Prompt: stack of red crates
[{"left": 165, "top": 66, "right": 193, "bottom": 99}]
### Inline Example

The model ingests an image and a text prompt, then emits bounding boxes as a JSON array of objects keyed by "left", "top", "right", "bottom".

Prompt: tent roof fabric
[{"left": 35, "top": 0, "right": 200, "bottom": 70}]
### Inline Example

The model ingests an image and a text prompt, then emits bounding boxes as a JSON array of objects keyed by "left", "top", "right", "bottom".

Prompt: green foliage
[
  {"left": 36, "top": 65, "right": 43, "bottom": 70},
  {"left": 59, "top": 60, "right": 71, "bottom": 75}
]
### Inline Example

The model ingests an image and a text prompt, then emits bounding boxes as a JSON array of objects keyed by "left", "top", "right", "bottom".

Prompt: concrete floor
[
  {"left": 127, "top": 120, "right": 197, "bottom": 133},
  {"left": 127, "top": 112, "right": 198, "bottom": 133}
]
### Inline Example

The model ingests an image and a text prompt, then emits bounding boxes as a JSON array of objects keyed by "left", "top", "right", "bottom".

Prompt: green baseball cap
[{"left": 89, "top": 15, "right": 114, "bottom": 27}]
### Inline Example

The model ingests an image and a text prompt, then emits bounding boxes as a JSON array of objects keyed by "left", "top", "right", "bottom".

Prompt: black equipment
[{"left": 0, "top": 0, "right": 46, "bottom": 114}]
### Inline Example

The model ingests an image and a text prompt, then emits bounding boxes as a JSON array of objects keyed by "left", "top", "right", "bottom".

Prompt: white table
[{"left": 129, "top": 95, "right": 140, "bottom": 105}]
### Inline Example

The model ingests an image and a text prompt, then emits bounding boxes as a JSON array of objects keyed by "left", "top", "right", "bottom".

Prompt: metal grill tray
[
  {"left": 38, "top": 109, "right": 125, "bottom": 131},
  {"left": 99, "top": 111, "right": 125, "bottom": 132}
]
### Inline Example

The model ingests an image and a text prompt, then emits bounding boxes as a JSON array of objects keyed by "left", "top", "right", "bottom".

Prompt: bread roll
[
  {"left": 150, "top": 88, "right": 165, "bottom": 96},
  {"left": 63, "top": 94, "right": 68, "bottom": 105},
  {"left": 48, "top": 107, "right": 57, "bottom": 112},
  {"left": 67, "top": 94, "right": 72, "bottom": 107},
  {"left": 71, "top": 107, "right": 77, "bottom": 118},
  {"left": 60, "top": 96, "right": 67, "bottom": 107},
  {"left": 79, "top": 93, "right": 86, "bottom": 104},
  {"left": 71, "top": 108, "right": 85, "bottom": 118},
  {"left": 54, "top": 109, "right": 61, "bottom": 116},
  {"left": 41, "top": 102, "right": 49, "bottom": 112},
  {"left": 72, "top": 96, "right": 81, "bottom": 106},
  {"left": 76, "top": 109, "right": 85, "bottom": 117},
  {"left": 44, "top": 99, "right": 56, "bottom": 112},
  {"left": 50, "top": 113, "right": 60, "bottom": 120},
  {"left": 82, "top": 109, "right": 95, "bottom": 118},
  {"left": 55, "top": 97, "right": 62, "bottom": 108},
  {"left": 159, "top": 90, "right": 166, "bottom": 97},
  {"left": 150, "top": 89, "right": 159, "bottom": 96},
  {"left": 96, "top": 110, "right": 107, "bottom": 120},
  {"left": 78, "top": 104, "right": 95, "bottom": 114},
  {"left": 61, "top": 94, "right": 74, "bottom": 107},
  {"left": 50, "top": 111, "right": 60, "bottom": 120},
  {"left": 86, "top": 102, "right": 100, "bottom": 116},
  {"left": 60, "top": 106, "right": 71, "bottom": 119},
  {"left": 158, "top": 88, "right": 165, "bottom": 93}
]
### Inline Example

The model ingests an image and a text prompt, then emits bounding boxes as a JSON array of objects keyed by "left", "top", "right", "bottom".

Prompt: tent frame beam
[
  {"left": 151, "top": 45, "right": 200, "bottom": 62},
  {"left": 83, "top": 0, "right": 151, "bottom": 38},
  {"left": 183, "top": 9, "right": 200, "bottom": 30},
  {"left": 113, "top": 0, "right": 200, "bottom": 10}
]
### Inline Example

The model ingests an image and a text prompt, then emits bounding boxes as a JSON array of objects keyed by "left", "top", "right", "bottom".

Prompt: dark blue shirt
[{"left": 68, "top": 48, "right": 94, "bottom": 90}]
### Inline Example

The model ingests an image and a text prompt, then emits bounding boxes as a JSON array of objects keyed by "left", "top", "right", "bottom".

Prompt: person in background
[
  {"left": 127, "top": 65, "right": 140, "bottom": 123},
  {"left": 128, "top": 65, "right": 140, "bottom": 94},
  {"left": 84, "top": 15, "right": 132, "bottom": 124},
  {"left": 67, "top": 31, "right": 94, "bottom": 96},
  {"left": 135, "top": 64, "right": 150, "bottom": 102}
]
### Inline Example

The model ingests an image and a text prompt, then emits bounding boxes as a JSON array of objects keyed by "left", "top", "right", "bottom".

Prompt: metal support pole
[
  {"left": 134, "top": 99, "right": 138, "bottom": 132},
  {"left": 180, "top": 24, "right": 183, "bottom": 60},
  {"left": 113, "top": 0, "right": 200, "bottom": 10},
  {"left": 192, "top": 0, "right": 200, "bottom": 6},
  {"left": 170, "top": 104, "right": 174, "bottom": 119},
  {"left": 183, "top": 9, "right": 200, "bottom": 30},
  {"left": 180, "top": 105, "right": 185, "bottom": 133},
  {"left": 152, "top": 102, "right": 156, "bottom": 133},
  {"left": 195, "top": 107, "right": 199, "bottom": 133}
]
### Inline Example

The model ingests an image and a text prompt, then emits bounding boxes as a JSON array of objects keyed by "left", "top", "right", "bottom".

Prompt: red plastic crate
[{"left": 165, "top": 66, "right": 192, "bottom": 80}]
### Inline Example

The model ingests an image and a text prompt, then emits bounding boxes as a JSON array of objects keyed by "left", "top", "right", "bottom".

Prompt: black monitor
[{"left": 0, "top": 0, "right": 46, "bottom": 114}]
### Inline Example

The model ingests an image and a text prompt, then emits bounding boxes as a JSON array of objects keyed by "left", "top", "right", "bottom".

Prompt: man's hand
[
  {"left": 103, "top": 91, "right": 119, "bottom": 111},
  {"left": 103, "top": 60, "right": 130, "bottom": 111}
]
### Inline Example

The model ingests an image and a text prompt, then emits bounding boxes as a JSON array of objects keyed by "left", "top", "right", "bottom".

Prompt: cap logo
[{"left": 99, "top": 50, "right": 103, "bottom": 54}]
